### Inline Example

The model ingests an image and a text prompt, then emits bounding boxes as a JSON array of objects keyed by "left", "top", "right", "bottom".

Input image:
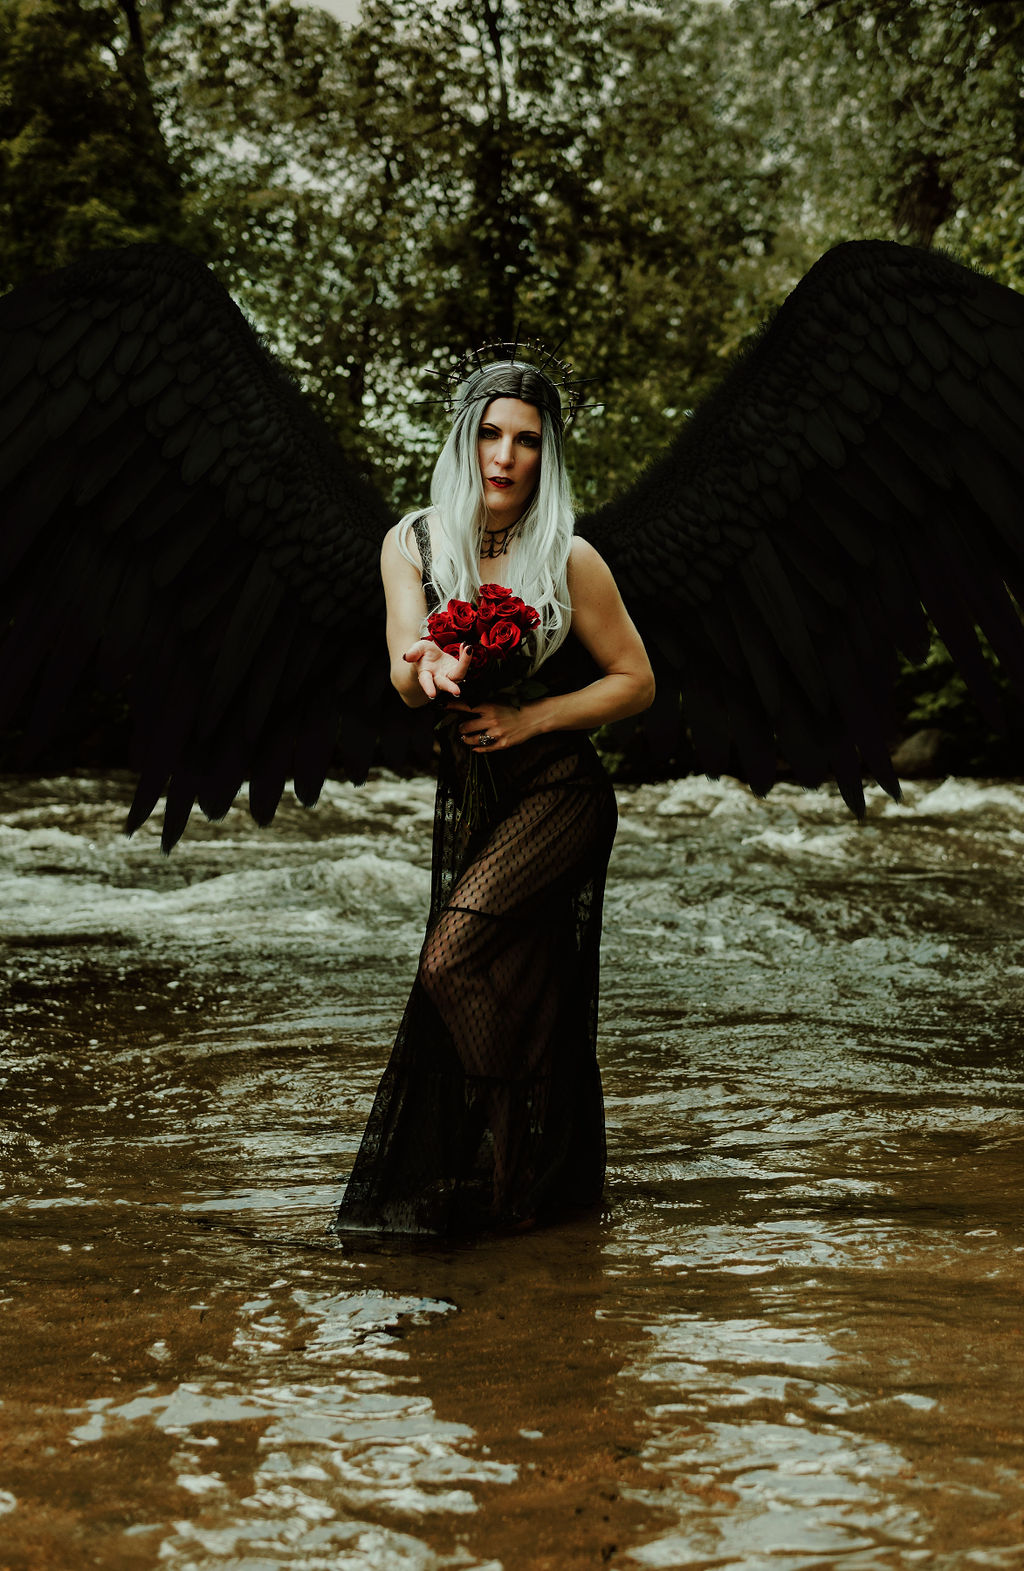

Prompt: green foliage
[
  {"left": 144, "top": 0, "right": 852, "bottom": 506},
  {"left": 898, "top": 640, "right": 979, "bottom": 729},
  {"left": 893, "top": 630, "right": 1024, "bottom": 772},
  {"left": 0, "top": 0, "right": 192, "bottom": 290},
  {"left": 7, "top": 0, "right": 1023, "bottom": 493},
  {"left": 139, "top": 0, "right": 1024, "bottom": 514},
  {"left": 807, "top": 0, "right": 1024, "bottom": 270}
]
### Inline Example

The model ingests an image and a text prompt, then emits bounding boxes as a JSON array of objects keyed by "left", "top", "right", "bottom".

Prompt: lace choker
[{"left": 480, "top": 522, "right": 518, "bottom": 558}]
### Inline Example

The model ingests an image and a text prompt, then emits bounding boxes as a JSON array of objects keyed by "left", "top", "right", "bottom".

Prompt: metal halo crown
[{"left": 425, "top": 334, "right": 596, "bottom": 429}]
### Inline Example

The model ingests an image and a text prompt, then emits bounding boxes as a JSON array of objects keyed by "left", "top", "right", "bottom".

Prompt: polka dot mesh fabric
[{"left": 335, "top": 518, "right": 617, "bottom": 1234}]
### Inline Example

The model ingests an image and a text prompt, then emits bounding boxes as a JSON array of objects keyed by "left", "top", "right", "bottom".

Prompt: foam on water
[{"left": 0, "top": 845, "right": 429, "bottom": 949}]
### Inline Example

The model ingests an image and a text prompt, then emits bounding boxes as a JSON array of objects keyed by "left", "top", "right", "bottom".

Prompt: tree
[
  {"left": 0, "top": 0, "right": 191, "bottom": 291},
  {"left": 805, "top": 0, "right": 1024, "bottom": 273},
  {"left": 149, "top": 0, "right": 808, "bottom": 508}
]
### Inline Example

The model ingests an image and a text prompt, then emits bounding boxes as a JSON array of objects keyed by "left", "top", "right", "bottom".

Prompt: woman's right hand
[{"left": 403, "top": 640, "right": 472, "bottom": 701}]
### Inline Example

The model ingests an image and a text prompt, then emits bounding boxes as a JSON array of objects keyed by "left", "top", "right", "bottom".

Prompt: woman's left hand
[{"left": 446, "top": 699, "right": 546, "bottom": 753}]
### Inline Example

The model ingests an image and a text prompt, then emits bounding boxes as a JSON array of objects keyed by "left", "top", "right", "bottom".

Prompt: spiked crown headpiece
[{"left": 427, "top": 336, "right": 594, "bottom": 429}]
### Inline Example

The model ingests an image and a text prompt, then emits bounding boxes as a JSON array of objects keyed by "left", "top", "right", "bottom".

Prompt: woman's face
[{"left": 477, "top": 397, "right": 542, "bottom": 526}]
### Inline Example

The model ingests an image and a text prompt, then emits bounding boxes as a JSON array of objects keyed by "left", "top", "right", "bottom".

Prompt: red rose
[
  {"left": 467, "top": 642, "right": 493, "bottom": 670},
  {"left": 426, "top": 610, "right": 456, "bottom": 642},
  {"left": 447, "top": 599, "right": 477, "bottom": 633},
  {"left": 440, "top": 642, "right": 464, "bottom": 660},
  {"left": 475, "top": 598, "right": 499, "bottom": 625},
  {"left": 478, "top": 583, "right": 512, "bottom": 601},
  {"left": 480, "top": 619, "right": 523, "bottom": 655},
  {"left": 495, "top": 597, "right": 540, "bottom": 631}
]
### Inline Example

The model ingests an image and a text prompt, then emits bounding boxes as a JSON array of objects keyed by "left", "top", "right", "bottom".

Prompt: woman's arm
[
  {"left": 449, "top": 537, "right": 655, "bottom": 749},
  {"left": 381, "top": 524, "right": 469, "bottom": 707}
]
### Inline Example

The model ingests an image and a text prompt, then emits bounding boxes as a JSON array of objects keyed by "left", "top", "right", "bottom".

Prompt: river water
[{"left": 1, "top": 769, "right": 1023, "bottom": 1570}]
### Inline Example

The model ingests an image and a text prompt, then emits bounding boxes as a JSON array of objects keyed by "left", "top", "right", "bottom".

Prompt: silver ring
[{"left": 478, "top": 734, "right": 495, "bottom": 747}]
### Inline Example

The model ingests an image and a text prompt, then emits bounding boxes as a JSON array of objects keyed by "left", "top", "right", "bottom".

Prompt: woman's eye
[
  {"left": 520, "top": 434, "right": 540, "bottom": 448},
  {"left": 479, "top": 427, "right": 498, "bottom": 440}
]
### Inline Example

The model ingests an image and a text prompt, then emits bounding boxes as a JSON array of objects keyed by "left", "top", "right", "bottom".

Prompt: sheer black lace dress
[{"left": 335, "top": 518, "right": 618, "bottom": 1234}]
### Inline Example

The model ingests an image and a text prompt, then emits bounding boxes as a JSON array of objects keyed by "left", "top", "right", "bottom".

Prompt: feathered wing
[
  {"left": 579, "top": 240, "right": 1024, "bottom": 811},
  {"left": 0, "top": 244, "right": 413, "bottom": 849}
]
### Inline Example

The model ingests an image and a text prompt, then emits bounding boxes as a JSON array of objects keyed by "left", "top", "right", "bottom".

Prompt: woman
[{"left": 335, "top": 358, "right": 654, "bottom": 1235}]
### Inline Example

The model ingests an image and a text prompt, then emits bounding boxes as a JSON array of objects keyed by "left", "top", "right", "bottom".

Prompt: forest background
[{"left": 1, "top": 0, "right": 1023, "bottom": 771}]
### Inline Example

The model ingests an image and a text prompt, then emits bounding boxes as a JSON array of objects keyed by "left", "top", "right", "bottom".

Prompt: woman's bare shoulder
[
  {"left": 568, "top": 534, "right": 614, "bottom": 586},
  {"left": 383, "top": 507, "right": 437, "bottom": 572},
  {"left": 381, "top": 524, "right": 413, "bottom": 572}
]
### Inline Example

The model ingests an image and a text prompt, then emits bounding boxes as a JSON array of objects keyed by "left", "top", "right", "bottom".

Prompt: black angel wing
[
  {"left": 0, "top": 243, "right": 410, "bottom": 849},
  {"left": 580, "top": 240, "right": 1024, "bottom": 811}
]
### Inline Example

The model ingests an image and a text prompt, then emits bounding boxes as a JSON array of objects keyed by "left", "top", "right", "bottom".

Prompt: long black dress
[{"left": 335, "top": 519, "right": 618, "bottom": 1234}]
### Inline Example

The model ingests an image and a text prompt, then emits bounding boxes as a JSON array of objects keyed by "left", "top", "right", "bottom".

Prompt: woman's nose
[{"left": 495, "top": 436, "right": 514, "bottom": 466}]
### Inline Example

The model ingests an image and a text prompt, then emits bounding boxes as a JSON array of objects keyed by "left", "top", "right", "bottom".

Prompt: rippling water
[{"left": 2, "top": 770, "right": 1023, "bottom": 1569}]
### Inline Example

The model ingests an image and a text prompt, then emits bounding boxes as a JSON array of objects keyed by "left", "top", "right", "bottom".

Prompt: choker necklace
[{"left": 480, "top": 522, "right": 518, "bottom": 558}]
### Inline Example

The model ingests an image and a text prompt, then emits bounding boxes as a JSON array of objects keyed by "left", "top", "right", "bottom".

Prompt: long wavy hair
[{"left": 397, "top": 362, "right": 574, "bottom": 671}]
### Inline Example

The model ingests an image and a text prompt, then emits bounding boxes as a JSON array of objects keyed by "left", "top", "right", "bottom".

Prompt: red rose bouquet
[
  {"left": 427, "top": 584, "right": 545, "bottom": 832},
  {"left": 426, "top": 584, "right": 541, "bottom": 687}
]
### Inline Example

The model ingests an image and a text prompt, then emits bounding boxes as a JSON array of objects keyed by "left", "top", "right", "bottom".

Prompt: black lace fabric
[{"left": 335, "top": 519, "right": 617, "bottom": 1234}]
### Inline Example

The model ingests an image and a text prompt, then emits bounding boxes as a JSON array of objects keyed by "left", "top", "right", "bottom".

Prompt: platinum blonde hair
[{"left": 397, "top": 362, "right": 574, "bottom": 671}]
